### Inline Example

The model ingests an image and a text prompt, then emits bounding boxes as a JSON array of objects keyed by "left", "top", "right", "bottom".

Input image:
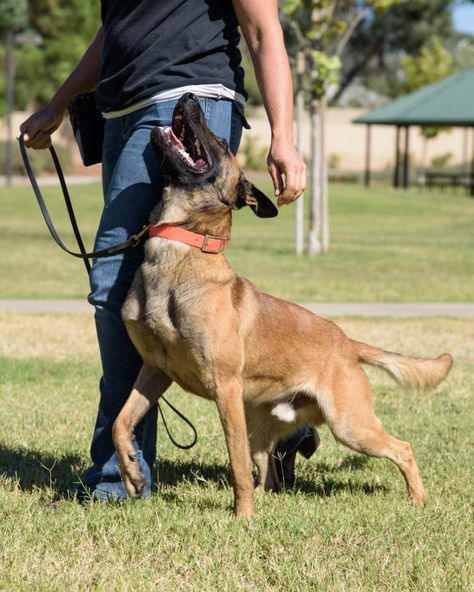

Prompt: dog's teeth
[{"left": 195, "top": 139, "right": 202, "bottom": 156}]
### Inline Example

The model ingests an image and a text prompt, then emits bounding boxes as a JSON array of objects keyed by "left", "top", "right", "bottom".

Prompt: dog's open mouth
[{"left": 158, "top": 109, "right": 210, "bottom": 172}]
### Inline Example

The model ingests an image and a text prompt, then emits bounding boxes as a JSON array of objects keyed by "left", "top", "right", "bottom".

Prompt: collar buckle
[{"left": 201, "top": 234, "right": 226, "bottom": 254}]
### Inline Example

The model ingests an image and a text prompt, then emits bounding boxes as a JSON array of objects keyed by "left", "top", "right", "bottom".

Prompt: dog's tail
[{"left": 352, "top": 339, "right": 453, "bottom": 391}]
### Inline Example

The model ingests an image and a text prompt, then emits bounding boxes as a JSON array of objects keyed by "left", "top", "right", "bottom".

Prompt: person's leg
[
  {"left": 80, "top": 105, "right": 167, "bottom": 499},
  {"left": 80, "top": 98, "right": 242, "bottom": 500}
]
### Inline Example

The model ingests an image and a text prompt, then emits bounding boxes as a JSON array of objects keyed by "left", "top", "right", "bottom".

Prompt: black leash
[
  {"left": 18, "top": 134, "right": 197, "bottom": 450},
  {"left": 159, "top": 397, "right": 197, "bottom": 450}
]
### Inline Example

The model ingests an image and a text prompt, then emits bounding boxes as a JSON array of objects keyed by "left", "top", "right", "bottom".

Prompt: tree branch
[{"left": 336, "top": 7, "right": 370, "bottom": 57}]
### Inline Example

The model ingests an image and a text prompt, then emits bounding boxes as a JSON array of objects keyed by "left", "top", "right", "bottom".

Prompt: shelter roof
[{"left": 353, "top": 68, "right": 474, "bottom": 127}]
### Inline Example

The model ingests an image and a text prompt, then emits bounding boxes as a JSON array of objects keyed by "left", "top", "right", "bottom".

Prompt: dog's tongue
[
  {"left": 161, "top": 125, "right": 194, "bottom": 166},
  {"left": 194, "top": 158, "right": 206, "bottom": 170},
  {"left": 161, "top": 125, "right": 185, "bottom": 151},
  {"left": 160, "top": 125, "right": 207, "bottom": 170}
]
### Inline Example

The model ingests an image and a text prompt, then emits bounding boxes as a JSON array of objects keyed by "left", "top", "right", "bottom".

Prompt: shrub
[
  {"left": 240, "top": 135, "right": 268, "bottom": 171},
  {"left": 0, "top": 140, "right": 73, "bottom": 176},
  {"left": 430, "top": 152, "right": 453, "bottom": 170}
]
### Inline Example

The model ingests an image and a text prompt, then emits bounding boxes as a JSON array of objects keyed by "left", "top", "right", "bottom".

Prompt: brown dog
[{"left": 112, "top": 93, "right": 453, "bottom": 518}]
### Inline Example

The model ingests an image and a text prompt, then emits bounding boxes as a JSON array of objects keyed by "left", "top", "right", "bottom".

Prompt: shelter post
[
  {"left": 393, "top": 126, "right": 401, "bottom": 188},
  {"left": 364, "top": 125, "right": 372, "bottom": 187},
  {"left": 403, "top": 126, "right": 410, "bottom": 189},
  {"left": 471, "top": 127, "right": 474, "bottom": 197}
]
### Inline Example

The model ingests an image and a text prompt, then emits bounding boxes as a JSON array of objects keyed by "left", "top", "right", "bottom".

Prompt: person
[{"left": 20, "top": 0, "right": 318, "bottom": 500}]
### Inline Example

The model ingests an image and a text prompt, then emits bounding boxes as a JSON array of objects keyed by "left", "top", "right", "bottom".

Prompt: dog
[{"left": 112, "top": 93, "right": 453, "bottom": 518}]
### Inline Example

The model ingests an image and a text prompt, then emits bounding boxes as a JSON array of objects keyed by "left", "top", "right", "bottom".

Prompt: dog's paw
[
  {"left": 121, "top": 463, "right": 146, "bottom": 499},
  {"left": 409, "top": 489, "right": 427, "bottom": 507}
]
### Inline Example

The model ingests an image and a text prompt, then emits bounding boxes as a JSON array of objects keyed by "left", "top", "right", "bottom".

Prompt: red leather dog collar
[{"left": 149, "top": 224, "right": 228, "bottom": 254}]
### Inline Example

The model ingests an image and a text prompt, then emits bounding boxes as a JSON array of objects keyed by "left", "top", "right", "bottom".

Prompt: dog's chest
[{"left": 125, "top": 264, "right": 217, "bottom": 395}]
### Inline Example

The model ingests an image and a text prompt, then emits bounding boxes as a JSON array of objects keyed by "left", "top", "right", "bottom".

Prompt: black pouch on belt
[{"left": 68, "top": 92, "right": 104, "bottom": 166}]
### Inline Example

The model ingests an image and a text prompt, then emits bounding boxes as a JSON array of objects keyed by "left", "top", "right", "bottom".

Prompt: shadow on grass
[
  {"left": 287, "top": 454, "right": 388, "bottom": 497},
  {"left": 156, "top": 458, "right": 230, "bottom": 489},
  {"left": 293, "top": 475, "right": 388, "bottom": 497},
  {"left": 156, "top": 454, "right": 388, "bottom": 499},
  {"left": 0, "top": 444, "right": 386, "bottom": 502},
  {"left": 0, "top": 443, "right": 84, "bottom": 500}
]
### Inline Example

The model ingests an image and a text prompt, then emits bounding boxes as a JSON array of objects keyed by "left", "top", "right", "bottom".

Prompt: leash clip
[{"left": 129, "top": 225, "right": 150, "bottom": 247}]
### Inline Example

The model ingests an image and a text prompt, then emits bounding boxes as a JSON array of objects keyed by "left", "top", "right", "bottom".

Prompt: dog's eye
[{"left": 218, "top": 138, "right": 228, "bottom": 150}]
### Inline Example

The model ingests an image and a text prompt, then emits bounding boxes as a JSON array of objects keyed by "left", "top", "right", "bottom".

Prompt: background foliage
[
  {"left": 0, "top": 0, "right": 100, "bottom": 116},
  {"left": 0, "top": 0, "right": 473, "bottom": 115}
]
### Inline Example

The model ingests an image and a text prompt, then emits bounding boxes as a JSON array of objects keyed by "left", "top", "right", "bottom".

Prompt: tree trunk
[
  {"left": 308, "top": 89, "right": 321, "bottom": 256},
  {"left": 320, "top": 97, "right": 329, "bottom": 253},
  {"left": 295, "top": 48, "right": 305, "bottom": 255}
]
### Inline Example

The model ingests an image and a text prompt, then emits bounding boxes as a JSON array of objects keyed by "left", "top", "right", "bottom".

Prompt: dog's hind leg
[
  {"left": 323, "top": 365, "right": 426, "bottom": 506},
  {"left": 113, "top": 364, "right": 172, "bottom": 498}
]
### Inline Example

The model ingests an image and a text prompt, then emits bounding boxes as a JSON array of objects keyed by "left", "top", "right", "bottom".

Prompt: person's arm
[
  {"left": 19, "top": 27, "right": 104, "bottom": 150},
  {"left": 232, "top": 0, "right": 306, "bottom": 205}
]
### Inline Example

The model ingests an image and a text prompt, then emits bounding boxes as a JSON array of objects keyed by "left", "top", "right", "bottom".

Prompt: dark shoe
[
  {"left": 297, "top": 426, "right": 321, "bottom": 460},
  {"left": 274, "top": 426, "right": 320, "bottom": 489}
]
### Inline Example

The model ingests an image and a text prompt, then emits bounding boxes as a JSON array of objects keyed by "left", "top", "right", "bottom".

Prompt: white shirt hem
[{"left": 102, "top": 84, "right": 246, "bottom": 120}]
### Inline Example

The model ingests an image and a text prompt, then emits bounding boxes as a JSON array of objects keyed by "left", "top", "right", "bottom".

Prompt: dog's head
[{"left": 150, "top": 93, "right": 278, "bottom": 219}]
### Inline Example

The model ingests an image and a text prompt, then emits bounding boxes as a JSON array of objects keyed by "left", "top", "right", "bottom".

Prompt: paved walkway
[
  {"left": 6, "top": 175, "right": 101, "bottom": 186},
  {"left": 1, "top": 300, "right": 473, "bottom": 317}
]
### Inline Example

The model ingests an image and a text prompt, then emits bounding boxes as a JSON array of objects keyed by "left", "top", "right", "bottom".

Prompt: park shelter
[{"left": 353, "top": 68, "right": 474, "bottom": 194}]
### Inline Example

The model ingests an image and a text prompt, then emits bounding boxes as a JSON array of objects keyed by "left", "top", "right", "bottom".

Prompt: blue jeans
[{"left": 81, "top": 98, "right": 244, "bottom": 499}]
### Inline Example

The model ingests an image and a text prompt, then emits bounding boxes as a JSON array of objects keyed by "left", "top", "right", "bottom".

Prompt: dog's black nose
[{"left": 182, "top": 92, "right": 198, "bottom": 103}]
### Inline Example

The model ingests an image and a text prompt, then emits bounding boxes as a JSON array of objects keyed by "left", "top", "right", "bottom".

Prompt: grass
[
  {"left": 0, "top": 314, "right": 473, "bottom": 591},
  {"left": 0, "top": 179, "right": 472, "bottom": 588},
  {"left": 0, "top": 181, "right": 472, "bottom": 301}
]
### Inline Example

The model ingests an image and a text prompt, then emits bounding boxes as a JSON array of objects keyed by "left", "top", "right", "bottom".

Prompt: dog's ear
[{"left": 235, "top": 176, "right": 278, "bottom": 218}]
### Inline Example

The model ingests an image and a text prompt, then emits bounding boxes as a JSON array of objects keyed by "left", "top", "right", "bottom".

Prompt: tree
[
  {"left": 282, "top": 0, "right": 396, "bottom": 255},
  {"left": 0, "top": 0, "right": 100, "bottom": 114},
  {"left": 401, "top": 35, "right": 456, "bottom": 93},
  {"left": 333, "top": 0, "right": 456, "bottom": 102},
  {"left": 401, "top": 35, "right": 457, "bottom": 168},
  {"left": 0, "top": 0, "right": 28, "bottom": 36}
]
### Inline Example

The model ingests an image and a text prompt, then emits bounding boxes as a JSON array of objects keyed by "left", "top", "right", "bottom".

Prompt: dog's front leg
[
  {"left": 215, "top": 378, "right": 254, "bottom": 518},
  {"left": 113, "top": 364, "right": 172, "bottom": 498}
]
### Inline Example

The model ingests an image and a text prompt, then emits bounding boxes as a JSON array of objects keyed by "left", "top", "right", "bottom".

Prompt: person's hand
[
  {"left": 267, "top": 138, "right": 306, "bottom": 206},
  {"left": 18, "top": 104, "right": 65, "bottom": 149}
]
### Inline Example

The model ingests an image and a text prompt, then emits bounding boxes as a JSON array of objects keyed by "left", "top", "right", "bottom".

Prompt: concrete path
[
  {"left": 1, "top": 300, "right": 473, "bottom": 317},
  {"left": 6, "top": 175, "right": 101, "bottom": 187}
]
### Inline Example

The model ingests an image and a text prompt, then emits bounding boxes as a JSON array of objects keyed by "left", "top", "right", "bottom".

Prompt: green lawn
[
  {"left": 0, "top": 314, "right": 472, "bottom": 590},
  {"left": 0, "top": 182, "right": 472, "bottom": 301},
  {"left": 0, "top": 181, "right": 473, "bottom": 589}
]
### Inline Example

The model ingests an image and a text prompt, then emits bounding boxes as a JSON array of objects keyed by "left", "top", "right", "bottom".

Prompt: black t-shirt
[{"left": 97, "top": 0, "right": 246, "bottom": 112}]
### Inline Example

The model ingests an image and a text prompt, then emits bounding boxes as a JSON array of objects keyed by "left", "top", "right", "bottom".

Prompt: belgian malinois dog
[{"left": 112, "top": 93, "right": 453, "bottom": 518}]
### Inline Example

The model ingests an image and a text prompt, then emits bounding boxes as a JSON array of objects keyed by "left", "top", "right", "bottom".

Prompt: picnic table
[{"left": 420, "top": 171, "right": 473, "bottom": 193}]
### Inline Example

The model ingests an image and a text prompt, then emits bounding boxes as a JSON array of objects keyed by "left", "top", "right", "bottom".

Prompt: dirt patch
[
  {"left": 337, "top": 318, "right": 474, "bottom": 365},
  {"left": 0, "top": 314, "right": 98, "bottom": 361},
  {"left": 0, "top": 314, "right": 471, "bottom": 368}
]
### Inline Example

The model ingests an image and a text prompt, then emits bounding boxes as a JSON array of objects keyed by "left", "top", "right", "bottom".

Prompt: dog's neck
[{"left": 150, "top": 185, "right": 233, "bottom": 239}]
